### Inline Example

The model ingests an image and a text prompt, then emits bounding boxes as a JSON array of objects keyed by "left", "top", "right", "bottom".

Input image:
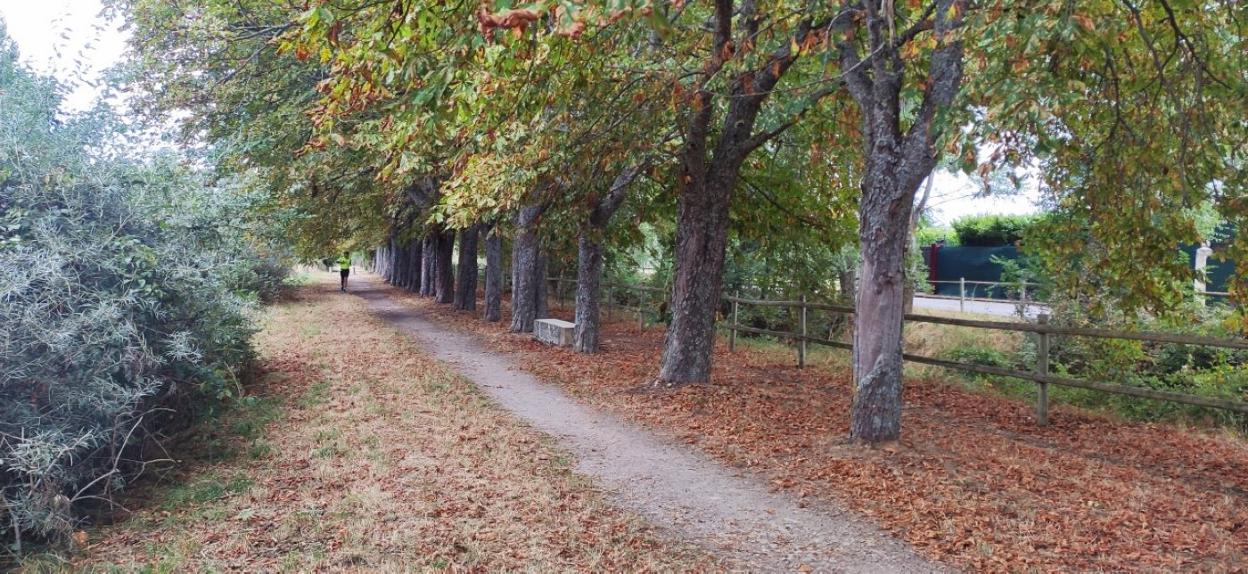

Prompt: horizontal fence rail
[
  {"left": 721, "top": 294, "right": 1248, "bottom": 421},
  {"left": 540, "top": 276, "right": 1247, "bottom": 420}
]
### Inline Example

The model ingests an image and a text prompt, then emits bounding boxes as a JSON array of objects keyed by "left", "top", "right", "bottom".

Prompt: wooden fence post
[
  {"left": 1036, "top": 313, "right": 1050, "bottom": 426},
  {"left": 959, "top": 277, "right": 966, "bottom": 312},
  {"left": 639, "top": 289, "right": 646, "bottom": 331},
  {"left": 798, "top": 294, "right": 807, "bottom": 368},
  {"left": 730, "top": 292, "right": 739, "bottom": 352}
]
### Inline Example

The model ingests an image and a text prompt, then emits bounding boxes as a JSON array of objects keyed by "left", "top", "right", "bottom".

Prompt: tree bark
[
  {"left": 386, "top": 234, "right": 399, "bottom": 284},
  {"left": 483, "top": 223, "right": 503, "bottom": 322},
  {"left": 657, "top": 171, "right": 738, "bottom": 384},
  {"left": 454, "top": 224, "right": 480, "bottom": 310},
  {"left": 850, "top": 176, "right": 913, "bottom": 444},
  {"left": 406, "top": 236, "right": 422, "bottom": 291},
  {"left": 573, "top": 166, "right": 642, "bottom": 353},
  {"left": 435, "top": 228, "right": 456, "bottom": 304},
  {"left": 393, "top": 239, "right": 406, "bottom": 287},
  {"left": 395, "top": 239, "right": 410, "bottom": 287},
  {"left": 379, "top": 236, "right": 394, "bottom": 283},
  {"left": 509, "top": 203, "right": 545, "bottom": 332},
  {"left": 420, "top": 232, "right": 436, "bottom": 297},
  {"left": 573, "top": 234, "right": 605, "bottom": 352}
]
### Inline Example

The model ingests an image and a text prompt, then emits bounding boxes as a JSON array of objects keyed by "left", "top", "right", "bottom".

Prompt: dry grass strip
[{"left": 57, "top": 279, "right": 714, "bottom": 573}]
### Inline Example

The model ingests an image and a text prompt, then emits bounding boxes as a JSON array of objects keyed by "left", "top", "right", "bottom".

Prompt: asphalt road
[{"left": 911, "top": 294, "right": 1048, "bottom": 318}]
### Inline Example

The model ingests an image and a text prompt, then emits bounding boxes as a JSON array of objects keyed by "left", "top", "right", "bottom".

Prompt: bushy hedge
[
  {"left": 951, "top": 214, "right": 1040, "bottom": 246},
  {"left": 0, "top": 181, "right": 287, "bottom": 551},
  {"left": 914, "top": 226, "right": 959, "bottom": 246},
  {"left": 1, "top": 29, "right": 288, "bottom": 553}
]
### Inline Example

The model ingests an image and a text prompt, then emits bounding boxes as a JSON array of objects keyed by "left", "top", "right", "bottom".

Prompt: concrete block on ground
[{"left": 534, "top": 318, "right": 575, "bottom": 347}]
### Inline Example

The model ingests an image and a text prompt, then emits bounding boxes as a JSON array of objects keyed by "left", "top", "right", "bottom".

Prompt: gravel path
[{"left": 355, "top": 279, "right": 947, "bottom": 573}]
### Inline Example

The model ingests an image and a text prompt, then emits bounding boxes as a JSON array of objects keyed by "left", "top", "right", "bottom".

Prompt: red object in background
[{"left": 927, "top": 243, "right": 940, "bottom": 282}]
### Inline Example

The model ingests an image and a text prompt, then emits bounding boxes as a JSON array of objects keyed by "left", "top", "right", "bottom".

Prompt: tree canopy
[{"left": 112, "top": 0, "right": 1248, "bottom": 443}]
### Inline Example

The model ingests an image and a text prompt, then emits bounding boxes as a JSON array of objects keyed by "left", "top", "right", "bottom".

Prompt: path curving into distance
[{"left": 353, "top": 276, "right": 947, "bottom": 573}]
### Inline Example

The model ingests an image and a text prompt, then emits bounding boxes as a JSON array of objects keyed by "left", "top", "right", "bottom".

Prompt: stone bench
[{"left": 534, "top": 318, "right": 575, "bottom": 347}]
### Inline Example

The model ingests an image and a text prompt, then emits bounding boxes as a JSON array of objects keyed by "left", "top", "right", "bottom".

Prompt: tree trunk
[
  {"left": 656, "top": 171, "right": 736, "bottom": 385},
  {"left": 903, "top": 174, "right": 935, "bottom": 314},
  {"left": 395, "top": 240, "right": 409, "bottom": 287},
  {"left": 379, "top": 239, "right": 392, "bottom": 283},
  {"left": 454, "top": 224, "right": 480, "bottom": 310},
  {"left": 838, "top": 0, "right": 964, "bottom": 443},
  {"left": 573, "top": 165, "right": 641, "bottom": 353},
  {"left": 838, "top": 268, "right": 856, "bottom": 302},
  {"left": 386, "top": 235, "right": 399, "bottom": 284},
  {"left": 573, "top": 233, "right": 605, "bottom": 353},
  {"left": 392, "top": 240, "right": 405, "bottom": 287},
  {"left": 406, "top": 236, "right": 422, "bottom": 291},
  {"left": 850, "top": 175, "right": 913, "bottom": 444},
  {"left": 509, "top": 203, "right": 544, "bottom": 332},
  {"left": 484, "top": 224, "right": 503, "bottom": 322},
  {"left": 435, "top": 228, "right": 455, "bottom": 304},
  {"left": 420, "top": 232, "right": 436, "bottom": 297}
]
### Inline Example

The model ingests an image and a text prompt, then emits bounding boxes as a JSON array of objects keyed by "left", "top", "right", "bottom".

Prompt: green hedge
[{"left": 951, "top": 214, "right": 1040, "bottom": 246}]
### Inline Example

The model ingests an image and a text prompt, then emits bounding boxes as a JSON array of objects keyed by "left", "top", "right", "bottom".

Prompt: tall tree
[
  {"left": 575, "top": 165, "right": 646, "bottom": 352},
  {"left": 833, "top": 0, "right": 965, "bottom": 442}
]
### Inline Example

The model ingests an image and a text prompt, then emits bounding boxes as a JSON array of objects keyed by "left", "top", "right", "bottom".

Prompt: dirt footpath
[{"left": 357, "top": 277, "right": 945, "bottom": 573}]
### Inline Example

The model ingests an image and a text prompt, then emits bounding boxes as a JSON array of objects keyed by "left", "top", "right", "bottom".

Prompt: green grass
[
  {"left": 298, "top": 380, "right": 332, "bottom": 407},
  {"left": 162, "top": 474, "right": 253, "bottom": 509},
  {"left": 282, "top": 272, "right": 313, "bottom": 287}
]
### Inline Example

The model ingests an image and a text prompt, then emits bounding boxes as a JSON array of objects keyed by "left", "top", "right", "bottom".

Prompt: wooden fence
[
  {"left": 723, "top": 294, "right": 1248, "bottom": 424},
  {"left": 543, "top": 276, "right": 1248, "bottom": 424}
]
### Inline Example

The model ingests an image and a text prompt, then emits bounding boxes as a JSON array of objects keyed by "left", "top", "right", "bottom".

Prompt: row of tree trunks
[
  {"left": 454, "top": 224, "right": 480, "bottom": 311},
  {"left": 375, "top": 235, "right": 394, "bottom": 282},
  {"left": 376, "top": 231, "right": 428, "bottom": 291}
]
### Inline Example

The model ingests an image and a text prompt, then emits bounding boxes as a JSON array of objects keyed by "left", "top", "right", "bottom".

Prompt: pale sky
[
  {"left": 925, "top": 169, "right": 1042, "bottom": 225},
  {"left": 0, "top": 0, "right": 127, "bottom": 112},
  {"left": 0, "top": 2, "right": 1039, "bottom": 223}
]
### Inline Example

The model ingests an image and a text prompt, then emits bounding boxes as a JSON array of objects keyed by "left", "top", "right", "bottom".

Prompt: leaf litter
[{"left": 388, "top": 283, "right": 1248, "bottom": 573}]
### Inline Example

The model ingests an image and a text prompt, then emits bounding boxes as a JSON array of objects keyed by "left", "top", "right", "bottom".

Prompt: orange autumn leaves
[{"left": 475, "top": 2, "right": 645, "bottom": 41}]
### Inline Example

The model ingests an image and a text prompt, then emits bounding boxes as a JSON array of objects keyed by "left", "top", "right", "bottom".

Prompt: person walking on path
[{"left": 338, "top": 252, "right": 352, "bottom": 292}]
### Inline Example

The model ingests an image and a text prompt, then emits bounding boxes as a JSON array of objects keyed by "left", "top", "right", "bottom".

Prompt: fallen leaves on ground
[
  {"left": 392, "top": 284, "right": 1248, "bottom": 572},
  {"left": 68, "top": 278, "right": 715, "bottom": 572}
]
